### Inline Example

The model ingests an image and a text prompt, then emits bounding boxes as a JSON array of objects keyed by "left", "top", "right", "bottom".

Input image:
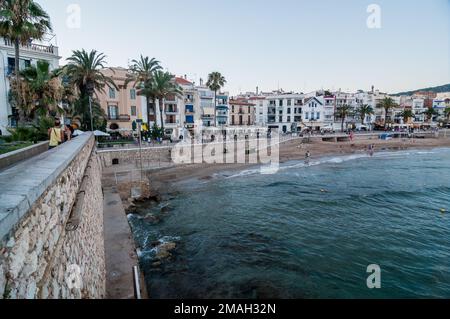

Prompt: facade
[
  {"left": 229, "top": 99, "right": 256, "bottom": 126},
  {"left": 97, "top": 67, "right": 143, "bottom": 134},
  {"left": 0, "top": 37, "right": 60, "bottom": 134}
]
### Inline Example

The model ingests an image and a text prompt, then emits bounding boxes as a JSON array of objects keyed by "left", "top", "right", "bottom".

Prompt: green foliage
[{"left": 150, "top": 123, "right": 164, "bottom": 140}]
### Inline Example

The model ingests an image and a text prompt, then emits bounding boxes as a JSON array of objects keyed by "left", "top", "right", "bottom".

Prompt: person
[
  {"left": 48, "top": 119, "right": 64, "bottom": 149},
  {"left": 349, "top": 130, "right": 354, "bottom": 141},
  {"left": 305, "top": 150, "right": 311, "bottom": 165},
  {"left": 64, "top": 124, "right": 74, "bottom": 142}
]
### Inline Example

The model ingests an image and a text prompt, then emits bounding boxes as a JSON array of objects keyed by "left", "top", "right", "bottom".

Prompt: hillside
[{"left": 393, "top": 84, "right": 450, "bottom": 96}]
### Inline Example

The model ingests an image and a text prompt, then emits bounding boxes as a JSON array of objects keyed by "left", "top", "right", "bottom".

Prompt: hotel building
[
  {"left": 97, "top": 67, "right": 143, "bottom": 134},
  {"left": 0, "top": 37, "right": 60, "bottom": 134}
]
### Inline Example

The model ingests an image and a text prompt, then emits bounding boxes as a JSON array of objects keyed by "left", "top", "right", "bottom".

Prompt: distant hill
[{"left": 393, "top": 84, "right": 450, "bottom": 96}]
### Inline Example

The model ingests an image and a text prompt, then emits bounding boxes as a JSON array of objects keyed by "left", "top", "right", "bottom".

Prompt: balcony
[
  {"left": 108, "top": 114, "right": 131, "bottom": 122},
  {"left": 2, "top": 38, "right": 59, "bottom": 56},
  {"left": 165, "top": 107, "right": 178, "bottom": 114}
]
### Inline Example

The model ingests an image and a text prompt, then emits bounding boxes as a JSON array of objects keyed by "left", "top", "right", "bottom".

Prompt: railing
[
  {"left": 108, "top": 115, "right": 131, "bottom": 122},
  {"left": 2, "top": 38, "right": 58, "bottom": 55}
]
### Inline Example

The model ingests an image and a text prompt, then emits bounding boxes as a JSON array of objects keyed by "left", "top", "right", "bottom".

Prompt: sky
[{"left": 38, "top": 0, "right": 450, "bottom": 95}]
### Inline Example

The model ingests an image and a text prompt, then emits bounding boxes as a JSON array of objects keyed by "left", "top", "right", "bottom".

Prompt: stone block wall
[
  {"left": 0, "top": 134, "right": 106, "bottom": 299},
  {"left": 98, "top": 146, "right": 172, "bottom": 168}
]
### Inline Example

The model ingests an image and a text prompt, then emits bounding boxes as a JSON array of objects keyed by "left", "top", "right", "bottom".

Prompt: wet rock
[
  {"left": 154, "top": 242, "right": 177, "bottom": 260},
  {"left": 155, "top": 250, "right": 171, "bottom": 260},
  {"left": 152, "top": 261, "right": 162, "bottom": 268}
]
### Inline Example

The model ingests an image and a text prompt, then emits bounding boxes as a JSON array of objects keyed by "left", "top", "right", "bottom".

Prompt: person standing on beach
[{"left": 48, "top": 118, "right": 65, "bottom": 149}]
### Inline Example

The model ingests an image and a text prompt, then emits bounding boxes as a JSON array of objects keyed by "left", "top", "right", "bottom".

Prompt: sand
[{"left": 144, "top": 135, "right": 450, "bottom": 196}]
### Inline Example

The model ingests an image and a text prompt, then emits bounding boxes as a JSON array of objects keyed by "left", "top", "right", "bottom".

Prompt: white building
[{"left": 0, "top": 37, "right": 60, "bottom": 134}]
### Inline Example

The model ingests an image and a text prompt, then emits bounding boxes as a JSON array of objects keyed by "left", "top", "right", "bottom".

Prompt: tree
[
  {"left": 13, "top": 60, "right": 63, "bottom": 120},
  {"left": 356, "top": 104, "right": 374, "bottom": 124},
  {"left": 399, "top": 109, "right": 415, "bottom": 124},
  {"left": 0, "top": 0, "right": 52, "bottom": 117},
  {"left": 62, "top": 49, "right": 117, "bottom": 129},
  {"left": 377, "top": 97, "right": 398, "bottom": 128},
  {"left": 444, "top": 107, "right": 450, "bottom": 122},
  {"left": 206, "top": 72, "right": 226, "bottom": 127},
  {"left": 125, "top": 55, "right": 161, "bottom": 124},
  {"left": 335, "top": 104, "right": 353, "bottom": 132},
  {"left": 150, "top": 71, "right": 183, "bottom": 133},
  {"left": 422, "top": 107, "right": 438, "bottom": 123}
]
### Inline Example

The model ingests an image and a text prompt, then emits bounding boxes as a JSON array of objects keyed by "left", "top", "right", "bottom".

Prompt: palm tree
[
  {"left": 422, "top": 107, "right": 438, "bottom": 123},
  {"left": 15, "top": 60, "right": 63, "bottom": 119},
  {"left": 150, "top": 71, "right": 183, "bottom": 133},
  {"left": 356, "top": 104, "right": 374, "bottom": 124},
  {"left": 336, "top": 104, "right": 353, "bottom": 132},
  {"left": 399, "top": 109, "right": 415, "bottom": 124},
  {"left": 206, "top": 72, "right": 226, "bottom": 126},
  {"left": 62, "top": 49, "right": 117, "bottom": 129},
  {"left": 0, "top": 0, "right": 52, "bottom": 113},
  {"left": 377, "top": 97, "right": 398, "bottom": 128},
  {"left": 125, "top": 55, "right": 161, "bottom": 124},
  {"left": 445, "top": 107, "right": 450, "bottom": 123}
]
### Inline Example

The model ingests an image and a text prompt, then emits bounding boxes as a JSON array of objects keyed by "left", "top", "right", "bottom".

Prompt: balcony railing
[
  {"left": 2, "top": 38, "right": 58, "bottom": 55},
  {"left": 108, "top": 115, "right": 131, "bottom": 122}
]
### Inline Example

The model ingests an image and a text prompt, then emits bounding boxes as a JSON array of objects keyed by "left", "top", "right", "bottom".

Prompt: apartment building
[
  {"left": 0, "top": 37, "right": 60, "bottom": 134},
  {"left": 229, "top": 99, "right": 255, "bottom": 126},
  {"left": 97, "top": 67, "right": 143, "bottom": 133}
]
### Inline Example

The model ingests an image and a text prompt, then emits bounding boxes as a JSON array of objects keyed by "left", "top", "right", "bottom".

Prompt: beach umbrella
[{"left": 94, "top": 130, "right": 110, "bottom": 137}]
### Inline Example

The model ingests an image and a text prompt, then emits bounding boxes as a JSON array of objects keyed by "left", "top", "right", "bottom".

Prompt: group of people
[{"left": 48, "top": 118, "right": 75, "bottom": 149}]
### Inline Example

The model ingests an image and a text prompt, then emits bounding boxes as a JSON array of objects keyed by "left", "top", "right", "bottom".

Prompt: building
[
  {"left": 229, "top": 99, "right": 255, "bottom": 126},
  {"left": 97, "top": 67, "right": 143, "bottom": 134},
  {"left": 0, "top": 37, "right": 60, "bottom": 134}
]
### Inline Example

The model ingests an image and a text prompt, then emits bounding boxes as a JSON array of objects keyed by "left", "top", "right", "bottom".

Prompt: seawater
[{"left": 129, "top": 148, "right": 450, "bottom": 299}]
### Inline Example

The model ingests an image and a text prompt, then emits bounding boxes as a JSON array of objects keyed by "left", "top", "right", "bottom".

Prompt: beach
[{"left": 143, "top": 135, "right": 450, "bottom": 196}]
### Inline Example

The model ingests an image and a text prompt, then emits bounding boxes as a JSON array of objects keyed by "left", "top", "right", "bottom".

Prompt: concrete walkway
[{"left": 103, "top": 187, "right": 141, "bottom": 299}]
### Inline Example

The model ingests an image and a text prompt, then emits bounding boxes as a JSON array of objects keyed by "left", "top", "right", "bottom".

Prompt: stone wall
[
  {"left": 0, "top": 133, "right": 106, "bottom": 299},
  {"left": 98, "top": 146, "right": 172, "bottom": 168},
  {"left": 0, "top": 141, "right": 49, "bottom": 171}
]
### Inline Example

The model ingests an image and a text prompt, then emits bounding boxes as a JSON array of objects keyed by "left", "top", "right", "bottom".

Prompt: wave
[{"left": 223, "top": 148, "right": 450, "bottom": 180}]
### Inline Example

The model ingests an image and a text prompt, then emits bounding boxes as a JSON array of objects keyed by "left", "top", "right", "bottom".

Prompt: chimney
[
  {"left": 256, "top": 86, "right": 259, "bottom": 96},
  {"left": 371, "top": 85, "right": 374, "bottom": 94},
  {"left": 200, "top": 78, "right": 203, "bottom": 86},
  {"left": 184, "top": 74, "right": 187, "bottom": 80}
]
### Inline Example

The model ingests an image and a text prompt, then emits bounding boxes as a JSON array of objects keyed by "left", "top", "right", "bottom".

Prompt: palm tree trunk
[
  {"left": 14, "top": 39, "right": 23, "bottom": 125},
  {"left": 384, "top": 107, "right": 389, "bottom": 128},
  {"left": 159, "top": 98, "right": 165, "bottom": 133},
  {"left": 214, "top": 90, "right": 217, "bottom": 127},
  {"left": 341, "top": 117, "right": 345, "bottom": 132}
]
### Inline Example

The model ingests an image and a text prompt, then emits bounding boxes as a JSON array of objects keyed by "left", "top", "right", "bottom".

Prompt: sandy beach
[{"left": 143, "top": 134, "right": 450, "bottom": 197}]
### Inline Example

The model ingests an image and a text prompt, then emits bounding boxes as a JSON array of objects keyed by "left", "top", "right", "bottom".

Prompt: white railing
[{"left": 2, "top": 38, "right": 58, "bottom": 55}]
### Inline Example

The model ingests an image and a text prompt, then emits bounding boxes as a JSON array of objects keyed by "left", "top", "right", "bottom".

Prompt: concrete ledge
[
  {"left": 0, "top": 141, "right": 49, "bottom": 171},
  {"left": 0, "top": 133, "right": 94, "bottom": 241}
]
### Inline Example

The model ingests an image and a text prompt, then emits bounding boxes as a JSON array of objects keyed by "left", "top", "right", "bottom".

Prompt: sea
[{"left": 129, "top": 148, "right": 450, "bottom": 299}]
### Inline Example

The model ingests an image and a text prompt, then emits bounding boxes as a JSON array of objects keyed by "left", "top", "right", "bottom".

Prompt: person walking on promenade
[{"left": 48, "top": 118, "right": 65, "bottom": 149}]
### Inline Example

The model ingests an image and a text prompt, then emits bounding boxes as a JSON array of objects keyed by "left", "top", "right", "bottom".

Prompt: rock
[
  {"left": 152, "top": 262, "right": 162, "bottom": 268},
  {"left": 159, "top": 242, "right": 176, "bottom": 251},
  {"left": 155, "top": 250, "right": 171, "bottom": 260}
]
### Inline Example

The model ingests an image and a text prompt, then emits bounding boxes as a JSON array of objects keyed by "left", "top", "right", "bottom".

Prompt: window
[
  {"left": 287, "top": 108, "right": 291, "bottom": 114},
  {"left": 305, "top": 112, "right": 309, "bottom": 120},
  {"left": 130, "top": 89, "right": 136, "bottom": 100},
  {"left": 279, "top": 100, "right": 283, "bottom": 107},
  {"left": 287, "top": 99, "right": 292, "bottom": 106},
  {"left": 108, "top": 106, "right": 118, "bottom": 119},
  {"left": 287, "top": 116, "right": 291, "bottom": 122},
  {"left": 316, "top": 112, "right": 320, "bottom": 120},
  {"left": 279, "top": 116, "right": 283, "bottom": 122},
  {"left": 186, "top": 115, "right": 194, "bottom": 124},
  {"left": 109, "top": 88, "right": 116, "bottom": 99},
  {"left": 131, "top": 106, "right": 137, "bottom": 117}
]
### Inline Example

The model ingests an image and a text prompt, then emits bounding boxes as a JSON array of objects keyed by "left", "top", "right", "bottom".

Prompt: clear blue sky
[{"left": 39, "top": 0, "right": 449, "bottom": 95}]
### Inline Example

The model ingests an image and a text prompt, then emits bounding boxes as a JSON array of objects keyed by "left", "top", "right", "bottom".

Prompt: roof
[
  {"left": 175, "top": 77, "right": 193, "bottom": 85},
  {"left": 230, "top": 99, "right": 255, "bottom": 106}
]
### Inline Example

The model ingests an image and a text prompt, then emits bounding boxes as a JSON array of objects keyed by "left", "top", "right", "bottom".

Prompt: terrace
[{"left": 2, "top": 38, "right": 59, "bottom": 56}]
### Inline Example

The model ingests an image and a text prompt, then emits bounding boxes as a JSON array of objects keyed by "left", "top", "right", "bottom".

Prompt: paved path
[{"left": 103, "top": 187, "right": 142, "bottom": 299}]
